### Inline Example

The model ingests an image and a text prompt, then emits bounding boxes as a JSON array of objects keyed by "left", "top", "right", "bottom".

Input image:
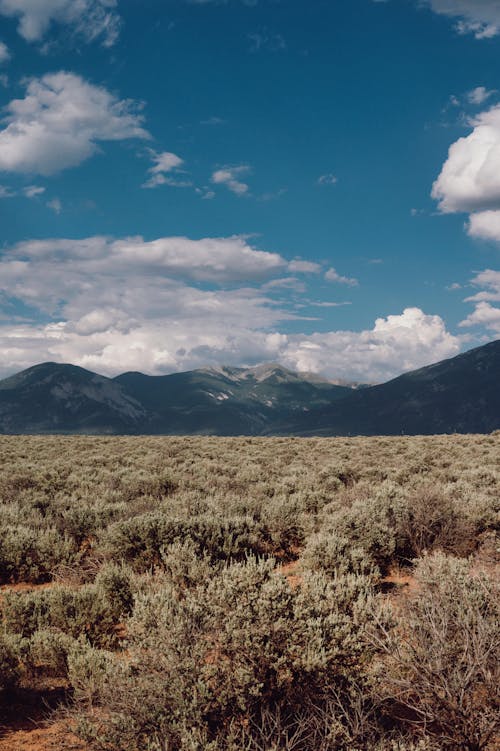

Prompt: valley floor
[{"left": 0, "top": 435, "right": 498, "bottom": 751}]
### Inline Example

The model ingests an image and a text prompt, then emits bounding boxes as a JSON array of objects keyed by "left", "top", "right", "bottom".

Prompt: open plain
[{"left": 0, "top": 434, "right": 498, "bottom": 750}]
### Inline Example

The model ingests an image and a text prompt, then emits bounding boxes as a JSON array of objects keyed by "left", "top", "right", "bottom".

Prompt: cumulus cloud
[
  {"left": 459, "top": 301, "right": 500, "bottom": 330},
  {"left": 0, "top": 234, "right": 295, "bottom": 375},
  {"left": 0, "top": 0, "right": 121, "bottom": 47},
  {"left": 211, "top": 165, "right": 250, "bottom": 195},
  {"left": 422, "top": 0, "right": 500, "bottom": 39},
  {"left": 467, "top": 210, "right": 500, "bottom": 240},
  {"left": 458, "top": 269, "right": 500, "bottom": 334},
  {"left": 325, "top": 267, "right": 358, "bottom": 286},
  {"left": 189, "top": 0, "right": 258, "bottom": 6},
  {"left": 431, "top": 103, "right": 500, "bottom": 240},
  {"left": 465, "top": 268, "right": 500, "bottom": 301},
  {"left": 280, "top": 308, "right": 460, "bottom": 383},
  {"left": 0, "top": 72, "right": 149, "bottom": 176},
  {"left": 0, "top": 234, "right": 459, "bottom": 382},
  {"left": 142, "top": 151, "right": 186, "bottom": 189}
]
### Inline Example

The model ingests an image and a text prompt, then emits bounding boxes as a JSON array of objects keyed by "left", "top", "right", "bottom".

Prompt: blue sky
[{"left": 0, "top": 0, "right": 500, "bottom": 382}]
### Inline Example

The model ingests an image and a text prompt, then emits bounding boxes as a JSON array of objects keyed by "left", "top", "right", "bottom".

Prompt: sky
[{"left": 0, "top": 0, "right": 500, "bottom": 383}]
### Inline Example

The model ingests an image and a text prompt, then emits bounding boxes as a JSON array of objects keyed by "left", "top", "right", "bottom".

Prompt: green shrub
[
  {"left": 160, "top": 539, "right": 215, "bottom": 590},
  {"left": 72, "top": 558, "right": 381, "bottom": 750},
  {"left": 372, "top": 553, "right": 500, "bottom": 750},
  {"left": 95, "top": 562, "right": 134, "bottom": 618},
  {"left": 68, "top": 639, "right": 117, "bottom": 708},
  {"left": 0, "top": 632, "right": 21, "bottom": 690},
  {"left": 302, "top": 531, "right": 380, "bottom": 580},
  {"left": 327, "top": 499, "right": 397, "bottom": 573},
  {"left": 105, "top": 513, "right": 266, "bottom": 570},
  {"left": 26, "top": 629, "right": 74, "bottom": 678},
  {"left": 1, "top": 582, "right": 128, "bottom": 649},
  {"left": 0, "top": 525, "right": 74, "bottom": 583}
]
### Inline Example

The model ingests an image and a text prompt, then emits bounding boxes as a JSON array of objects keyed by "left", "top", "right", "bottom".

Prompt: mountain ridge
[
  {"left": 275, "top": 339, "right": 500, "bottom": 436},
  {"left": 0, "top": 340, "right": 499, "bottom": 435}
]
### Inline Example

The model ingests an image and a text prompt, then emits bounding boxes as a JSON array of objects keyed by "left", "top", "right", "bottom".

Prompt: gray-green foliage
[
  {"left": 0, "top": 434, "right": 498, "bottom": 750},
  {"left": 105, "top": 512, "right": 267, "bottom": 570},
  {"left": 0, "top": 525, "right": 74, "bottom": 584},
  {"left": 71, "top": 557, "right": 381, "bottom": 750},
  {"left": 0, "top": 632, "right": 21, "bottom": 690},
  {"left": 373, "top": 554, "right": 499, "bottom": 751},
  {"left": 1, "top": 564, "right": 133, "bottom": 649},
  {"left": 302, "top": 530, "right": 380, "bottom": 580}
]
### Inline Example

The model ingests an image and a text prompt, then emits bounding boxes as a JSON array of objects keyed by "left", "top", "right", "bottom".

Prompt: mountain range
[{"left": 0, "top": 339, "right": 498, "bottom": 436}]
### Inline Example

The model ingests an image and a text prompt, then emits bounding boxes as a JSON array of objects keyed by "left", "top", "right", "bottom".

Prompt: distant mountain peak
[
  {"left": 0, "top": 341, "right": 499, "bottom": 435},
  {"left": 201, "top": 362, "right": 334, "bottom": 385}
]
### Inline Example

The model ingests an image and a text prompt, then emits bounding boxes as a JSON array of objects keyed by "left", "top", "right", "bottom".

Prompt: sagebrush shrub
[
  {"left": 301, "top": 530, "right": 380, "bottom": 580},
  {"left": 0, "top": 632, "right": 21, "bottom": 690},
  {"left": 70, "top": 558, "right": 382, "bottom": 750},
  {"left": 0, "top": 525, "right": 74, "bottom": 583},
  {"left": 372, "top": 553, "right": 500, "bottom": 751}
]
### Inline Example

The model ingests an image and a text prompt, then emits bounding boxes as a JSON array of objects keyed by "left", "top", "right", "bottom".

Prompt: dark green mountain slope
[
  {"left": 0, "top": 363, "right": 148, "bottom": 434},
  {"left": 114, "top": 363, "right": 353, "bottom": 435},
  {"left": 276, "top": 339, "right": 500, "bottom": 436},
  {"left": 0, "top": 362, "right": 352, "bottom": 435},
  {"left": 0, "top": 340, "right": 498, "bottom": 435}
]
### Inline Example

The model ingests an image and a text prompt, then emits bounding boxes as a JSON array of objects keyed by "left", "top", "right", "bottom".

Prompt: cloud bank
[{"left": 0, "top": 234, "right": 460, "bottom": 382}]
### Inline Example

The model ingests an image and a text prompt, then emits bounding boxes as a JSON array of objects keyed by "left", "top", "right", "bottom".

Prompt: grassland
[{"left": 0, "top": 434, "right": 498, "bottom": 750}]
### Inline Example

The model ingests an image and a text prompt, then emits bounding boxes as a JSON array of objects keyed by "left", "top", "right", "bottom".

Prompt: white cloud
[
  {"left": 432, "top": 105, "right": 500, "bottom": 216},
  {"left": 325, "top": 267, "right": 358, "bottom": 286},
  {"left": 0, "top": 41, "right": 10, "bottom": 63},
  {"left": 143, "top": 151, "right": 185, "bottom": 189},
  {"left": 0, "top": 234, "right": 460, "bottom": 382},
  {"left": 458, "top": 269, "right": 500, "bottom": 334},
  {"left": 212, "top": 165, "right": 250, "bottom": 195},
  {"left": 422, "top": 1, "right": 500, "bottom": 39},
  {"left": 467, "top": 86, "right": 496, "bottom": 105},
  {"left": 459, "top": 301, "right": 500, "bottom": 330},
  {"left": 464, "top": 268, "right": 500, "bottom": 301},
  {"left": 0, "top": 72, "right": 149, "bottom": 176},
  {"left": 467, "top": 209, "right": 500, "bottom": 240},
  {"left": 189, "top": 0, "right": 258, "bottom": 4},
  {"left": 281, "top": 308, "right": 460, "bottom": 382},
  {"left": 0, "top": 234, "right": 295, "bottom": 376},
  {"left": 317, "top": 173, "right": 338, "bottom": 186},
  {"left": 0, "top": 0, "right": 121, "bottom": 47},
  {"left": 6, "top": 234, "right": 287, "bottom": 291},
  {"left": 0, "top": 304, "right": 460, "bottom": 383},
  {"left": 288, "top": 260, "right": 321, "bottom": 273},
  {"left": 200, "top": 116, "right": 225, "bottom": 126}
]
